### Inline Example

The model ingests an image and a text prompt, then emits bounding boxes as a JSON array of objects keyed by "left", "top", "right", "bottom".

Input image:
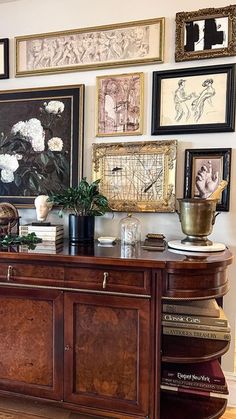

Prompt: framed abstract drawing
[
  {"left": 175, "top": 5, "right": 236, "bottom": 61},
  {"left": 0, "top": 38, "right": 9, "bottom": 79},
  {"left": 151, "top": 64, "right": 236, "bottom": 135},
  {"left": 92, "top": 140, "right": 177, "bottom": 212},
  {"left": 15, "top": 17, "right": 165, "bottom": 76},
  {"left": 96, "top": 72, "right": 144, "bottom": 137},
  {"left": 0, "top": 85, "right": 84, "bottom": 207},
  {"left": 184, "top": 148, "right": 231, "bottom": 211}
]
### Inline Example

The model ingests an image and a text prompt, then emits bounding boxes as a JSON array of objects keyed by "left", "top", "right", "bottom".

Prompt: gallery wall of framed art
[{"left": 1, "top": 0, "right": 236, "bottom": 373}]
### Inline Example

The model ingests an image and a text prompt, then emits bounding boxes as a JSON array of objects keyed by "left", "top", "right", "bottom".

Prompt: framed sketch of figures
[
  {"left": 15, "top": 18, "right": 164, "bottom": 76},
  {"left": 175, "top": 5, "right": 236, "bottom": 61},
  {"left": 151, "top": 64, "right": 236, "bottom": 135},
  {"left": 184, "top": 148, "right": 231, "bottom": 211},
  {"left": 92, "top": 140, "right": 177, "bottom": 212},
  {"left": 96, "top": 72, "right": 144, "bottom": 137}
]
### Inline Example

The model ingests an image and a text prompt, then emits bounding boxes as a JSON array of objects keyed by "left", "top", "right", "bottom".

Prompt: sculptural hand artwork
[
  {"left": 34, "top": 195, "right": 53, "bottom": 222},
  {"left": 196, "top": 160, "right": 219, "bottom": 199}
]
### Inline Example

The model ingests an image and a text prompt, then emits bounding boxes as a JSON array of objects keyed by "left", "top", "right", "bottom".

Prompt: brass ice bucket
[{"left": 177, "top": 198, "right": 219, "bottom": 246}]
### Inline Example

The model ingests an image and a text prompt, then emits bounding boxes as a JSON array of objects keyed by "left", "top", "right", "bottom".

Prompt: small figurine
[{"left": 34, "top": 195, "right": 53, "bottom": 224}]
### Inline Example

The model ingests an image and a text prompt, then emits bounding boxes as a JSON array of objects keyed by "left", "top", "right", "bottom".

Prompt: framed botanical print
[
  {"left": 184, "top": 148, "right": 231, "bottom": 211},
  {"left": 96, "top": 72, "right": 144, "bottom": 137},
  {"left": 92, "top": 140, "right": 177, "bottom": 212},
  {"left": 175, "top": 5, "right": 236, "bottom": 61},
  {"left": 0, "top": 85, "right": 84, "bottom": 207},
  {"left": 151, "top": 64, "right": 236, "bottom": 135}
]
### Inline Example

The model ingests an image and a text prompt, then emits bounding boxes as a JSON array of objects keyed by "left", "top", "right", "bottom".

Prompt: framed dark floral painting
[{"left": 0, "top": 85, "right": 84, "bottom": 207}]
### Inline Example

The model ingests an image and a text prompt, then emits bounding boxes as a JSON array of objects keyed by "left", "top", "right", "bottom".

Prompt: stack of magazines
[{"left": 161, "top": 359, "right": 228, "bottom": 398}]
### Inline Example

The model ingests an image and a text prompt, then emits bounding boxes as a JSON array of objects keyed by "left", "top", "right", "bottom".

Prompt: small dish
[{"left": 97, "top": 236, "right": 116, "bottom": 244}]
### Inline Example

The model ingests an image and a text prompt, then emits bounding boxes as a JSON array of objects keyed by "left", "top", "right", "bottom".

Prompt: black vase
[{"left": 69, "top": 214, "right": 95, "bottom": 243}]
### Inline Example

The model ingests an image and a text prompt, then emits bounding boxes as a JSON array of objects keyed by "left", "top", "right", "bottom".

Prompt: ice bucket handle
[{"left": 212, "top": 212, "right": 220, "bottom": 226}]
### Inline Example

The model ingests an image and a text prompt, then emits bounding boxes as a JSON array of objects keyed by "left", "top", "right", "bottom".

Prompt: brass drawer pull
[
  {"left": 64, "top": 345, "right": 70, "bottom": 351},
  {"left": 103, "top": 272, "right": 109, "bottom": 289},
  {"left": 7, "top": 265, "right": 13, "bottom": 281}
]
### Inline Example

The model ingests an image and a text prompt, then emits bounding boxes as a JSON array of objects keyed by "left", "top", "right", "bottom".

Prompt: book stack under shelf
[{"left": 161, "top": 298, "right": 231, "bottom": 418}]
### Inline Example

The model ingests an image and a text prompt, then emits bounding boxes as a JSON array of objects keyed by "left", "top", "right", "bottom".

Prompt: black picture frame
[
  {"left": 0, "top": 38, "right": 9, "bottom": 79},
  {"left": 175, "top": 5, "right": 236, "bottom": 62},
  {"left": 184, "top": 148, "right": 231, "bottom": 211},
  {"left": 151, "top": 64, "right": 236, "bottom": 135},
  {"left": 0, "top": 85, "right": 84, "bottom": 207}
]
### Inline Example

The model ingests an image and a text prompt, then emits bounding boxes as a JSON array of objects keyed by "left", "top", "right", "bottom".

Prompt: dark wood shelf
[
  {"left": 162, "top": 335, "right": 230, "bottom": 363},
  {"left": 161, "top": 390, "right": 227, "bottom": 419}
]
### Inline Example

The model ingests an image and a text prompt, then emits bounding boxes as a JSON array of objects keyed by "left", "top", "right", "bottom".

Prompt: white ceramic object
[
  {"left": 168, "top": 240, "right": 226, "bottom": 252},
  {"left": 97, "top": 236, "right": 116, "bottom": 244}
]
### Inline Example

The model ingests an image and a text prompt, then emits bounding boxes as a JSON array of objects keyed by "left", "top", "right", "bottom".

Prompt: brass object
[
  {"left": 175, "top": 5, "right": 236, "bottom": 62},
  {"left": 103, "top": 272, "right": 109, "bottom": 289},
  {"left": 0, "top": 203, "right": 19, "bottom": 236},
  {"left": 177, "top": 198, "right": 219, "bottom": 246},
  {"left": 7, "top": 265, "right": 13, "bottom": 281}
]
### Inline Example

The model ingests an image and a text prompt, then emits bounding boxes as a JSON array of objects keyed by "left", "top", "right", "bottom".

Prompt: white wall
[{"left": 0, "top": 0, "right": 235, "bottom": 371}]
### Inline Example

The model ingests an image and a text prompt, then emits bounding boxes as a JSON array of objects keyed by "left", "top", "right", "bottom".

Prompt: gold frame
[
  {"left": 96, "top": 72, "right": 144, "bottom": 137},
  {"left": 15, "top": 17, "right": 165, "bottom": 77},
  {"left": 175, "top": 5, "right": 236, "bottom": 62},
  {"left": 92, "top": 140, "right": 177, "bottom": 213}
]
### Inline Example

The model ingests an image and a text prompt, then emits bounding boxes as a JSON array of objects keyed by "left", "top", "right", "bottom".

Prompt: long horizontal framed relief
[
  {"left": 0, "top": 85, "right": 84, "bottom": 207},
  {"left": 0, "top": 38, "right": 9, "bottom": 79},
  {"left": 151, "top": 64, "right": 236, "bottom": 135},
  {"left": 15, "top": 17, "right": 165, "bottom": 76},
  {"left": 92, "top": 140, "right": 177, "bottom": 212},
  {"left": 96, "top": 72, "right": 144, "bottom": 137},
  {"left": 175, "top": 5, "right": 236, "bottom": 62}
]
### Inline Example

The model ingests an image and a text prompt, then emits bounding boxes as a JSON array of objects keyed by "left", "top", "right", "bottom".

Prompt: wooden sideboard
[{"left": 0, "top": 242, "right": 232, "bottom": 419}]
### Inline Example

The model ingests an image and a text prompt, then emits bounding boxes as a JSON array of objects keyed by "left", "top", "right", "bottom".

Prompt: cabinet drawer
[
  {"left": 0, "top": 262, "right": 64, "bottom": 285},
  {"left": 65, "top": 267, "right": 151, "bottom": 295}
]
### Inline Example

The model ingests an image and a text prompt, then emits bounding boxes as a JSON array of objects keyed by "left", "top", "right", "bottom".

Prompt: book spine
[
  {"left": 160, "top": 384, "right": 228, "bottom": 399},
  {"left": 162, "top": 369, "right": 225, "bottom": 386},
  {"left": 162, "top": 320, "right": 230, "bottom": 332},
  {"left": 162, "top": 312, "right": 228, "bottom": 327},
  {"left": 162, "top": 304, "right": 218, "bottom": 317},
  {"left": 162, "top": 327, "right": 231, "bottom": 341},
  {"left": 20, "top": 226, "right": 63, "bottom": 232},
  {"left": 161, "top": 378, "right": 227, "bottom": 393}
]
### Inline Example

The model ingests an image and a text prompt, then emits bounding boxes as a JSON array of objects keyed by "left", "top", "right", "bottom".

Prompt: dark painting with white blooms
[
  {"left": 0, "top": 85, "right": 84, "bottom": 207},
  {"left": 151, "top": 64, "right": 236, "bottom": 135}
]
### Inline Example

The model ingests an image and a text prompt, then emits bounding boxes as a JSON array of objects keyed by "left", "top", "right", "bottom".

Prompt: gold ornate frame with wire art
[{"left": 92, "top": 140, "right": 177, "bottom": 213}]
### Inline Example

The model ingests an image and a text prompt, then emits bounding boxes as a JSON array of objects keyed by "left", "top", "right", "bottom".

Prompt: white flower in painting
[
  {"left": 48, "top": 137, "right": 63, "bottom": 151},
  {"left": 43, "top": 100, "right": 65, "bottom": 114},
  {"left": 1, "top": 169, "right": 14, "bottom": 183},
  {"left": 0, "top": 154, "right": 20, "bottom": 183},
  {"left": 11, "top": 118, "right": 45, "bottom": 152}
]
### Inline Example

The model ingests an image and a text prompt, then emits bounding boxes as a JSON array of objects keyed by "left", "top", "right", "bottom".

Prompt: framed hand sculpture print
[{"left": 184, "top": 148, "right": 231, "bottom": 211}]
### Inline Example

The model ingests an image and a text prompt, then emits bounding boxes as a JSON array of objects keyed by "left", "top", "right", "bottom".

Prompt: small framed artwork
[
  {"left": 0, "top": 85, "right": 84, "bottom": 207},
  {"left": 15, "top": 17, "right": 164, "bottom": 76},
  {"left": 184, "top": 148, "right": 231, "bottom": 211},
  {"left": 92, "top": 140, "right": 177, "bottom": 212},
  {"left": 151, "top": 64, "right": 236, "bottom": 135},
  {"left": 96, "top": 72, "right": 144, "bottom": 137},
  {"left": 0, "top": 38, "right": 9, "bottom": 79},
  {"left": 175, "top": 5, "right": 236, "bottom": 62}
]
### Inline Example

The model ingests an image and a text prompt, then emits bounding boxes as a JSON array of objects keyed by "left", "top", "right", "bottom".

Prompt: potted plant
[{"left": 47, "top": 178, "right": 110, "bottom": 243}]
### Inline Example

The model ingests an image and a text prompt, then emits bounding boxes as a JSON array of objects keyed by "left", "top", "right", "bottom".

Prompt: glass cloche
[{"left": 120, "top": 213, "right": 141, "bottom": 245}]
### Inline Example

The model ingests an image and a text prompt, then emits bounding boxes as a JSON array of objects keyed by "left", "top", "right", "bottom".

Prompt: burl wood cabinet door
[
  {"left": 64, "top": 292, "right": 151, "bottom": 417},
  {"left": 0, "top": 287, "right": 63, "bottom": 400}
]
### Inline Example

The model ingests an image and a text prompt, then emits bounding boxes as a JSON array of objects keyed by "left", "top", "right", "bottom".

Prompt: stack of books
[
  {"left": 19, "top": 224, "right": 64, "bottom": 243},
  {"left": 162, "top": 299, "right": 231, "bottom": 341},
  {"left": 142, "top": 233, "right": 166, "bottom": 250},
  {"left": 161, "top": 359, "right": 229, "bottom": 398}
]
